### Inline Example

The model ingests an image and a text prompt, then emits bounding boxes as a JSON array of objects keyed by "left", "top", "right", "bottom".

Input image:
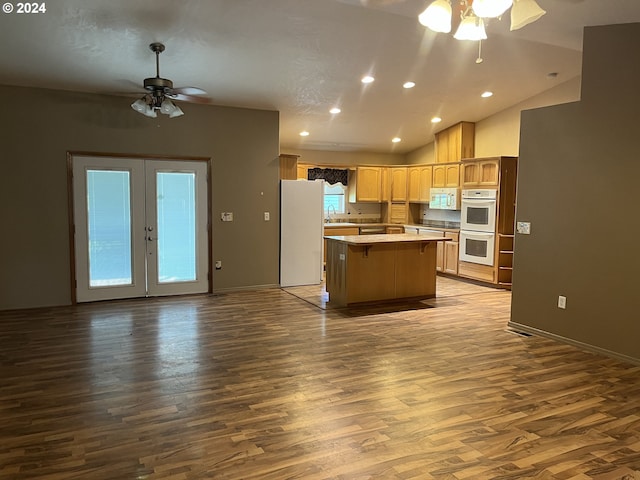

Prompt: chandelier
[{"left": 418, "top": 0, "right": 546, "bottom": 41}]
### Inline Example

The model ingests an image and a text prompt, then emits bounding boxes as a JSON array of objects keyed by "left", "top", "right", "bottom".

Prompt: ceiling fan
[{"left": 130, "top": 42, "right": 210, "bottom": 118}]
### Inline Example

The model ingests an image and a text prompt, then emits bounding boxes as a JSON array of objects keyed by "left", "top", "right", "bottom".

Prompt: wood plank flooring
[{"left": 1, "top": 277, "right": 640, "bottom": 479}]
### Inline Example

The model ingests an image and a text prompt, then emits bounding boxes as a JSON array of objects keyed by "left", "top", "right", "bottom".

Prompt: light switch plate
[
  {"left": 221, "top": 212, "right": 233, "bottom": 222},
  {"left": 516, "top": 221, "right": 531, "bottom": 234}
]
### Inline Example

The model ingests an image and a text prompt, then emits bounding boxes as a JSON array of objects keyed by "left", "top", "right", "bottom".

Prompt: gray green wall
[
  {"left": 0, "top": 85, "right": 280, "bottom": 310},
  {"left": 509, "top": 23, "right": 640, "bottom": 363}
]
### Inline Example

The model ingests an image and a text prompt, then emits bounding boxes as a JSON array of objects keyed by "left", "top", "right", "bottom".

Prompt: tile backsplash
[
  {"left": 421, "top": 205, "right": 461, "bottom": 226},
  {"left": 326, "top": 202, "right": 381, "bottom": 223}
]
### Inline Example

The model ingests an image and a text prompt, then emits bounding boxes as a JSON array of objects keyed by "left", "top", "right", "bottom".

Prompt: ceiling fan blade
[
  {"left": 172, "top": 86, "right": 207, "bottom": 96},
  {"left": 169, "top": 93, "right": 212, "bottom": 104}
]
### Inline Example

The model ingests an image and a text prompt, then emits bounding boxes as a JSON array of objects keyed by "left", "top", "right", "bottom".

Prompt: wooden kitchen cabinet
[
  {"left": 408, "top": 165, "right": 432, "bottom": 202},
  {"left": 461, "top": 159, "right": 500, "bottom": 187},
  {"left": 435, "top": 122, "right": 475, "bottom": 163},
  {"left": 436, "top": 231, "right": 459, "bottom": 274},
  {"left": 279, "top": 154, "right": 300, "bottom": 180},
  {"left": 348, "top": 167, "right": 382, "bottom": 202},
  {"left": 432, "top": 163, "right": 460, "bottom": 188},
  {"left": 444, "top": 236, "right": 459, "bottom": 275},
  {"left": 297, "top": 163, "right": 310, "bottom": 180},
  {"left": 389, "top": 167, "right": 407, "bottom": 202},
  {"left": 381, "top": 167, "right": 390, "bottom": 202},
  {"left": 389, "top": 203, "right": 407, "bottom": 224}
]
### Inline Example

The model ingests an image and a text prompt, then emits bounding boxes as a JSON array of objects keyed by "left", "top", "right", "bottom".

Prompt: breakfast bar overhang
[{"left": 324, "top": 233, "right": 451, "bottom": 306}]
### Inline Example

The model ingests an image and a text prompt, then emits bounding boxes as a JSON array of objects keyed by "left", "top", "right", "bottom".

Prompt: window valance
[{"left": 307, "top": 168, "right": 348, "bottom": 186}]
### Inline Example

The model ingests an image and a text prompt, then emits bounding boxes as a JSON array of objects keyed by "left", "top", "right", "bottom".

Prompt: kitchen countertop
[
  {"left": 324, "top": 222, "right": 392, "bottom": 228},
  {"left": 324, "top": 233, "right": 452, "bottom": 245},
  {"left": 324, "top": 222, "right": 459, "bottom": 230}
]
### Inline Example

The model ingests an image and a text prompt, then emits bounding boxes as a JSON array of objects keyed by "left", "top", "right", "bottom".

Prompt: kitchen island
[{"left": 324, "top": 233, "right": 451, "bottom": 306}]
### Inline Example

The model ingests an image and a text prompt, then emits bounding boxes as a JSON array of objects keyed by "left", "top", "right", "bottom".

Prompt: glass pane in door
[
  {"left": 156, "top": 172, "right": 197, "bottom": 283},
  {"left": 86, "top": 170, "right": 132, "bottom": 286}
]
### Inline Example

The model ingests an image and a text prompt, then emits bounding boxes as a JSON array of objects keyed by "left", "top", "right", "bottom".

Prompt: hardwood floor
[{"left": 2, "top": 277, "right": 640, "bottom": 479}]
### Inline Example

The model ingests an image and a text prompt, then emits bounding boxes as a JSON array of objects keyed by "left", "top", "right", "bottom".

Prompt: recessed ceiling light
[
  {"left": 329, "top": 107, "right": 341, "bottom": 114},
  {"left": 299, "top": 131, "right": 310, "bottom": 137},
  {"left": 431, "top": 117, "right": 442, "bottom": 123},
  {"left": 361, "top": 75, "right": 375, "bottom": 84},
  {"left": 392, "top": 137, "right": 402, "bottom": 143},
  {"left": 403, "top": 81, "right": 416, "bottom": 89},
  {"left": 481, "top": 91, "right": 493, "bottom": 98}
]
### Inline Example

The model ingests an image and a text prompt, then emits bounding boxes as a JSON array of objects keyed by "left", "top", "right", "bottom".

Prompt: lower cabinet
[
  {"left": 444, "top": 234, "right": 459, "bottom": 274},
  {"left": 436, "top": 231, "right": 459, "bottom": 274}
]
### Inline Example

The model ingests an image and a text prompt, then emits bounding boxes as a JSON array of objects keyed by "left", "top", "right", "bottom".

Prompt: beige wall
[
  {"left": 0, "top": 85, "right": 280, "bottom": 310},
  {"left": 475, "top": 77, "right": 581, "bottom": 158},
  {"left": 509, "top": 23, "right": 640, "bottom": 363}
]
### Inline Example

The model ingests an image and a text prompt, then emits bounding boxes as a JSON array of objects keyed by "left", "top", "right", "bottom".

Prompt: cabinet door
[
  {"left": 390, "top": 167, "right": 407, "bottom": 201},
  {"left": 478, "top": 160, "right": 500, "bottom": 186},
  {"left": 419, "top": 166, "right": 432, "bottom": 202},
  {"left": 381, "top": 167, "right": 390, "bottom": 202},
  {"left": 444, "top": 164, "right": 460, "bottom": 188},
  {"left": 432, "top": 165, "right": 446, "bottom": 188},
  {"left": 461, "top": 162, "right": 480, "bottom": 187},
  {"left": 407, "top": 167, "right": 421, "bottom": 202},
  {"left": 436, "top": 241, "right": 445, "bottom": 272},
  {"left": 444, "top": 241, "right": 459, "bottom": 274},
  {"left": 355, "top": 167, "right": 382, "bottom": 202},
  {"left": 435, "top": 130, "right": 450, "bottom": 164}
]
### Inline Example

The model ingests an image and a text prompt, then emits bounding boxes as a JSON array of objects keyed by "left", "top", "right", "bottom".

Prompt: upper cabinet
[
  {"left": 389, "top": 167, "right": 407, "bottom": 202},
  {"left": 348, "top": 166, "right": 382, "bottom": 202},
  {"left": 432, "top": 163, "right": 460, "bottom": 188},
  {"left": 279, "top": 154, "right": 300, "bottom": 180},
  {"left": 461, "top": 159, "right": 500, "bottom": 187},
  {"left": 435, "top": 122, "right": 475, "bottom": 163},
  {"left": 408, "top": 165, "right": 432, "bottom": 203}
]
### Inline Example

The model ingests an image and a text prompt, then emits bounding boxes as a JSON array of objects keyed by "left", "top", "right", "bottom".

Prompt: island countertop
[{"left": 324, "top": 233, "right": 452, "bottom": 245}]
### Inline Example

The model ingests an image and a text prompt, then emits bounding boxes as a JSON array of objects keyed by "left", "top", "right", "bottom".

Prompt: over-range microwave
[{"left": 429, "top": 187, "right": 459, "bottom": 210}]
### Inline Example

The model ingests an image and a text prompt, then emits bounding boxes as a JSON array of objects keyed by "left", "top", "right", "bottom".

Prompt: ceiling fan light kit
[
  {"left": 510, "top": 0, "right": 547, "bottom": 31},
  {"left": 454, "top": 15, "right": 488, "bottom": 41},
  {"left": 472, "top": 0, "right": 513, "bottom": 18},
  {"left": 130, "top": 42, "right": 208, "bottom": 119},
  {"left": 419, "top": 0, "right": 546, "bottom": 40},
  {"left": 418, "top": 0, "right": 453, "bottom": 33}
]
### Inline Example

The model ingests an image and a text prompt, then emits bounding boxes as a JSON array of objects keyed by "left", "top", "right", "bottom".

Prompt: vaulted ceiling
[{"left": 1, "top": 0, "right": 639, "bottom": 153}]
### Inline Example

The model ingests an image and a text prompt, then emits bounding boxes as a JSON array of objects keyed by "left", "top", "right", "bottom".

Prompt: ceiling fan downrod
[{"left": 144, "top": 42, "right": 173, "bottom": 93}]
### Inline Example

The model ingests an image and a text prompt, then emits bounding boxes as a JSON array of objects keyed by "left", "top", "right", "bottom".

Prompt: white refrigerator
[{"left": 280, "top": 179, "right": 324, "bottom": 287}]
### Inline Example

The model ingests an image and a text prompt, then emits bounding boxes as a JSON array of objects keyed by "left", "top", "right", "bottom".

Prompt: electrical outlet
[
  {"left": 221, "top": 212, "right": 233, "bottom": 222},
  {"left": 558, "top": 295, "right": 566, "bottom": 309},
  {"left": 215, "top": 260, "right": 222, "bottom": 270},
  {"left": 264, "top": 212, "right": 270, "bottom": 221}
]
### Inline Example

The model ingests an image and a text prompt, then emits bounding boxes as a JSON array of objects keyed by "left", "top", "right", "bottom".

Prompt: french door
[{"left": 72, "top": 156, "right": 209, "bottom": 302}]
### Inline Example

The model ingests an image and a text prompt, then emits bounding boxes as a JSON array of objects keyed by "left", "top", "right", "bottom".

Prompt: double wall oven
[{"left": 459, "top": 189, "right": 497, "bottom": 266}]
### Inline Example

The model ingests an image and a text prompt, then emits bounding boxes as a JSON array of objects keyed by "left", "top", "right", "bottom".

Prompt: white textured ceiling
[{"left": 1, "top": 0, "right": 639, "bottom": 153}]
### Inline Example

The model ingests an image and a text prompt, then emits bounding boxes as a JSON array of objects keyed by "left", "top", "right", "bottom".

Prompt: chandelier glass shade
[
  {"left": 471, "top": 0, "right": 512, "bottom": 19},
  {"left": 454, "top": 15, "right": 487, "bottom": 41},
  {"left": 510, "top": 0, "right": 546, "bottom": 31},
  {"left": 418, "top": 0, "right": 452, "bottom": 33}
]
